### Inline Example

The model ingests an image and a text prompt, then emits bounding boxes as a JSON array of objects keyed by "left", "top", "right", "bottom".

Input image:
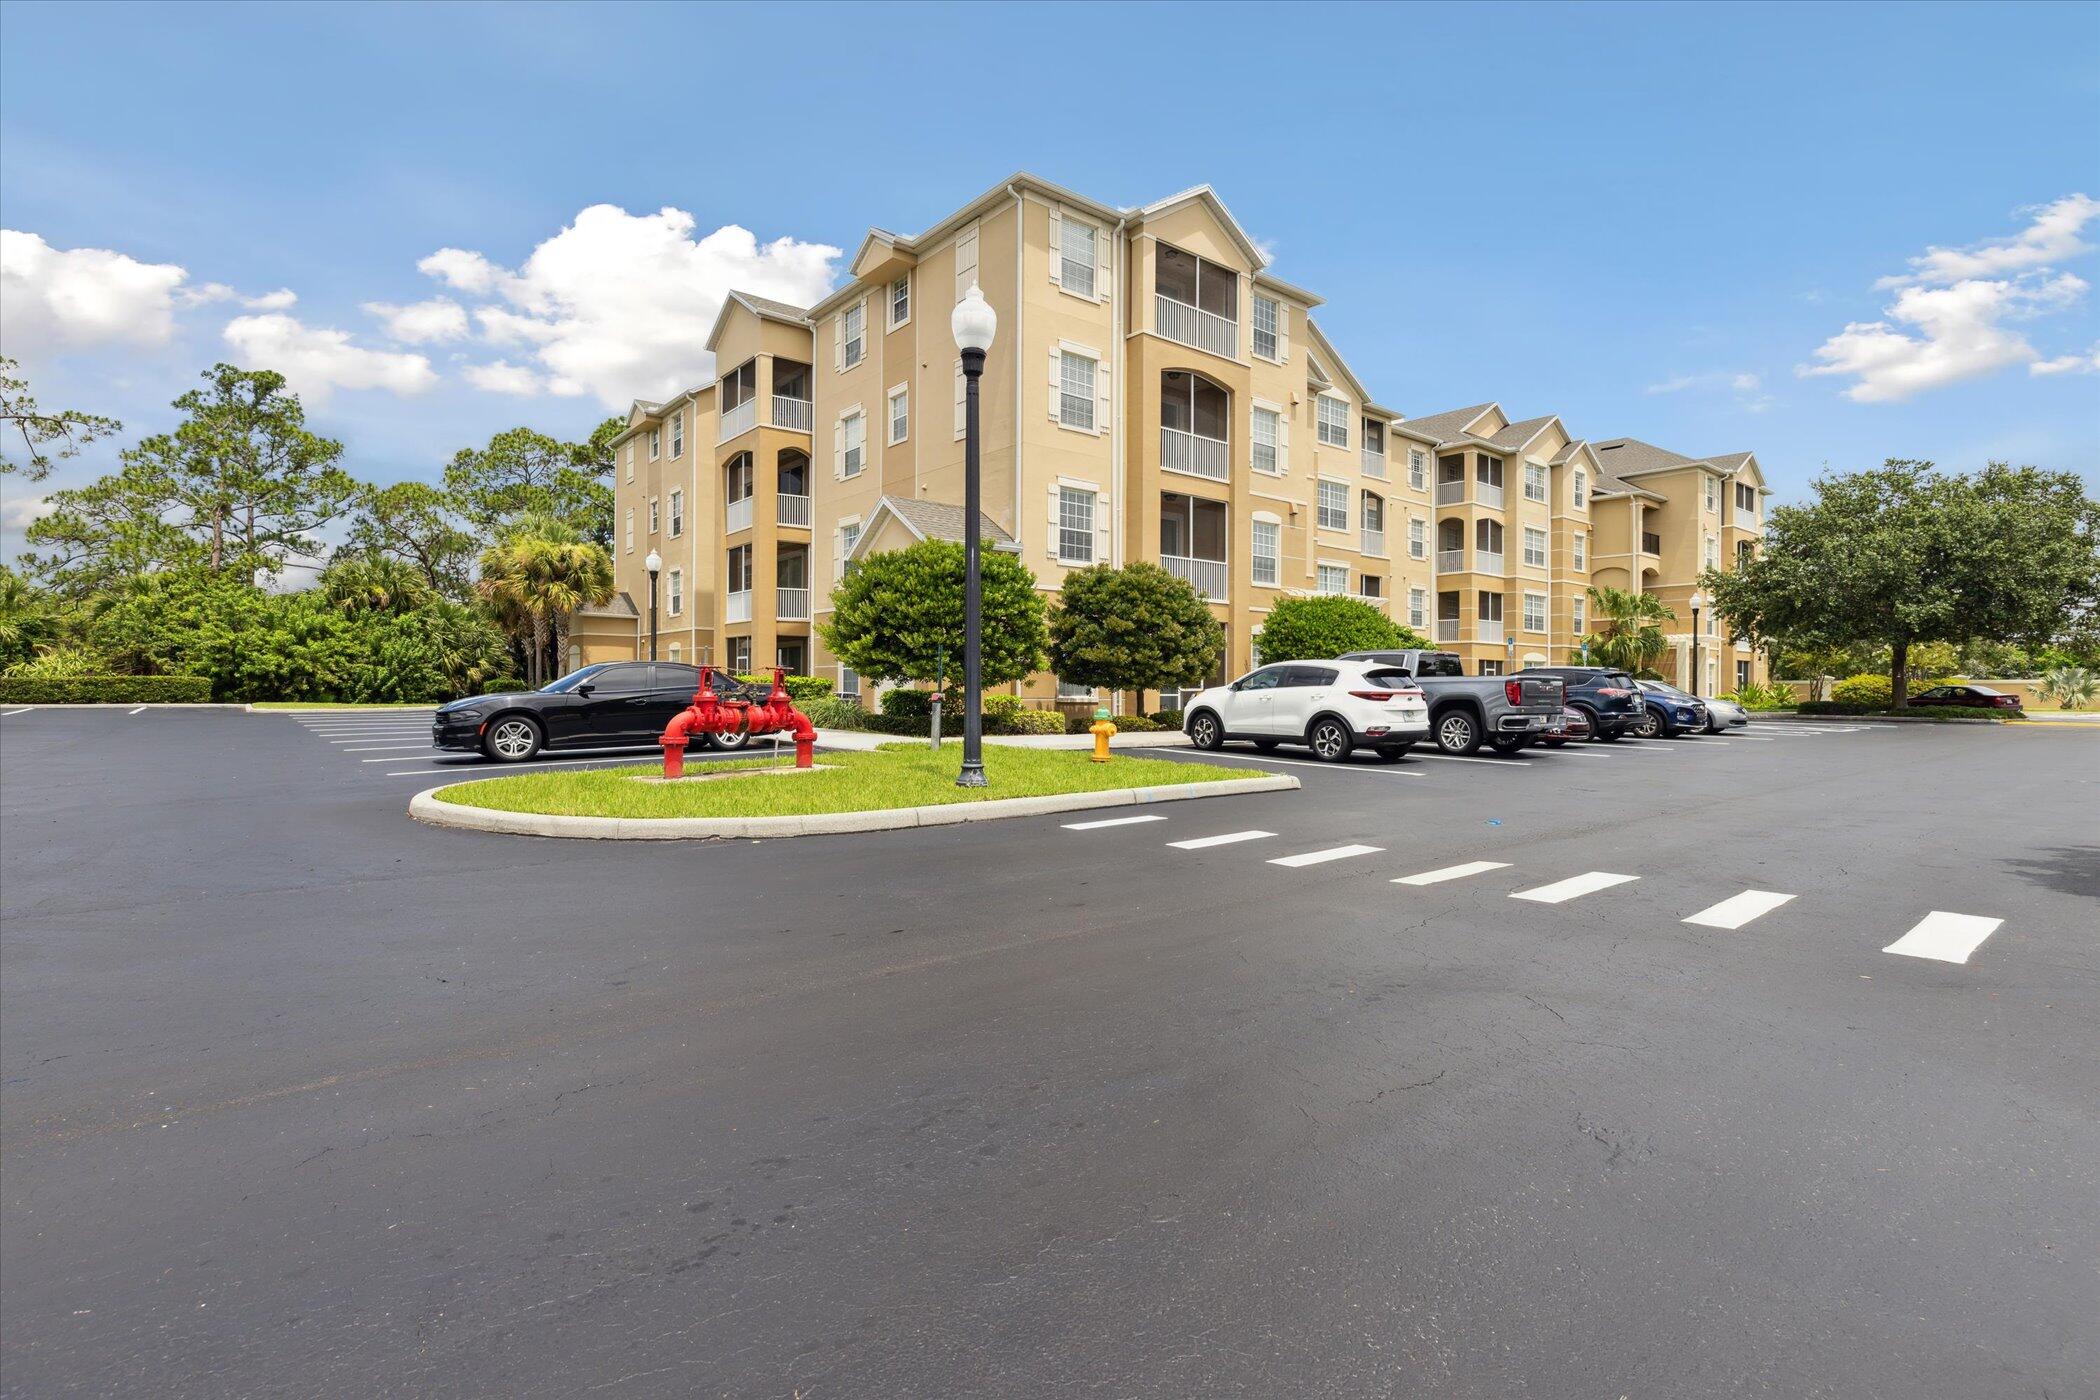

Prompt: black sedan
[
  {"left": 1908, "top": 683, "right": 2024, "bottom": 713},
  {"left": 432, "top": 663, "right": 755, "bottom": 762}
]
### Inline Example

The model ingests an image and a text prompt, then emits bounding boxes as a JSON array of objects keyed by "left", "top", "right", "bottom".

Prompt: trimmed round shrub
[
  {"left": 1000, "top": 709, "right": 1066, "bottom": 735},
  {"left": 1832, "top": 673, "right": 1893, "bottom": 707}
]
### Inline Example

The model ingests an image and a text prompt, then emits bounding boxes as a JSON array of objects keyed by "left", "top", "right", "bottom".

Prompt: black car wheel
[
  {"left": 1632, "top": 709, "right": 1661, "bottom": 738},
  {"left": 1593, "top": 727, "right": 1622, "bottom": 743},
  {"left": 1308, "top": 717, "right": 1354, "bottom": 762},
  {"left": 1373, "top": 741, "right": 1413, "bottom": 761},
  {"left": 482, "top": 715, "right": 543, "bottom": 763},
  {"left": 704, "top": 728, "right": 753, "bottom": 752},
  {"left": 1435, "top": 709, "right": 1482, "bottom": 755},
  {"left": 1188, "top": 710, "right": 1224, "bottom": 751}
]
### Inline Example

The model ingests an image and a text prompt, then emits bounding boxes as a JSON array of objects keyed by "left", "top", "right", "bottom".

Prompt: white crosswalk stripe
[
  {"left": 1168, "top": 830, "right": 1275, "bottom": 850},
  {"left": 1062, "top": 814, "right": 1167, "bottom": 830},
  {"left": 1511, "top": 871, "right": 1640, "bottom": 903},
  {"left": 1883, "top": 911, "right": 2004, "bottom": 964},
  {"left": 1268, "top": 844, "right": 1383, "bottom": 868},
  {"left": 1392, "top": 860, "right": 1510, "bottom": 886},
  {"left": 1682, "top": 889, "right": 1796, "bottom": 929}
]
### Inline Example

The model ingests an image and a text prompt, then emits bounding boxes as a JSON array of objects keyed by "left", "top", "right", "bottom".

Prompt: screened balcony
[
  {"left": 719, "top": 359, "right": 758, "bottom": 441},
  {"left": 1154, "top": 243, "right": 1239, "bottom": 358},
  {"left": 770, "top": 360, "right": 813, "bottom": 432},
  {"left": 777, "top": 450, "right": 811, "bottom": 527},
  {"left": 1160, "top": 369, "right": 1229, "bottom": 481},
  {"left": 1160, "top": 492, "right": 1229, "bottom": 601}
]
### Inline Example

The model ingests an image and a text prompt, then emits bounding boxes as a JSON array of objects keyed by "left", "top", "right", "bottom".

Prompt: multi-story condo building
[{"left": 578, "top": 384, "right": 717, "bottom": 670}]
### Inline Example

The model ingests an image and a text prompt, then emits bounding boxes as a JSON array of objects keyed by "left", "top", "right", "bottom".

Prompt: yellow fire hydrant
[{"left": 1089, "top": 707, "right": 1116, "bottom": 762}]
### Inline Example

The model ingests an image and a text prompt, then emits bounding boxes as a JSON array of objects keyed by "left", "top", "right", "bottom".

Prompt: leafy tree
[
  {"left": 475, "top": 515, "right": 616, "bottom": 685},
  {"left": 23, "top": 459, "right": 206, "bottom": 593},
  {"left": 320, "top": 555, "right": 435, "bottom": 617},
  {"left": 340, "top": 480, "right": 478, "bottom": 598},
  {"left": 1703, "top": 459, "right": 2100, "bottom": 706},
  {"left": 1581, "top": 585, "right": 1675, "bottom": 673},
  {"left": 1047, "top": 562, "right": 1224, "bottom": 704},
  {"left": 0, "top": 566, "right": 61, "bottom": 670},
  {"left": 819, "top": 539, "right": 1047, "bottom": 687},
  {"left": 1253, "top": 595, "right": 1425, "bottom": 664},
  {"left": 444, "top": 427, "right": 612, "bottom": 545},
  {"left": 572, "top": 415, "right": 625, "bottom": 476},
  {"left": 1, "top": 357, "right": 121, "bottom": 480}
]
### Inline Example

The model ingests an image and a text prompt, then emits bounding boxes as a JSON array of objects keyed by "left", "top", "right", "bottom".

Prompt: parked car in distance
[
  {"left": 1338, "top": 650, "right": 1564, "bottom": 755},
  {"left": 1514, "top": 666, "right": 1646, "bottom": 742},
  {"left": 1700, "top": 695, "right": 1751, "bottom": 732},
  {"left": 1182, "top": 660, "right": 1429, "bottom": 762},
  {"left": 1632, "top": 679, "right": 1711, "bottom": 738},
  {"left": 433, "top": 662, "right": 752, "bottom": 762},
  {"left": 1907, "top": 683, "right": 2024, "bottom": 713},
  {"left": 1539, "top": 706, "right": 1593, "bottom": 748}
]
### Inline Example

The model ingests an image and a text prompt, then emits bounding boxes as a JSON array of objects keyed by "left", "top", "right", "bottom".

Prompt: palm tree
[
  {"left": 476, "top": 515, "right": 615, "bottom": 685},
  {"left": 2039, "top": 665, "right": 2096, "bottom": 710},
  {"left": 1581, "top": 585, "right": 1675, "bottom": 674},
  {"left": 0, "top": 566, "right": 58, "bottom": 670}
]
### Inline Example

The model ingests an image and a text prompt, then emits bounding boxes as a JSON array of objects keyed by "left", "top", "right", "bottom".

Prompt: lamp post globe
[
  {"left": 644, "top": 551, "right": 663, "bottom": 662},
  {"left": 950, "top": 284, "right": 997, "bottom": 788}
]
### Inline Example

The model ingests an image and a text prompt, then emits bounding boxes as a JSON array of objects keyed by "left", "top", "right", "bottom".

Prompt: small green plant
[
  {"left": 799, "top": 694, "right": 868, "bottom": 730},
  {"left": 2038, "top": 665, "right": 2095, "bottom": 709},
  {"left": 1147, "top": 708, "right": 1185, "bottom": 729},
  {"left": 0, "top": 674, "right": 214, "bottom": 704},
  {"left": 1831, "top": 673, "right": 1893, "bottom": 707},
  {"left": 1721, "top": 679, "right": 1794, "bottom": 711},
  {"left": 998, "top": 709, "right": 1066, "bottom": 735}
]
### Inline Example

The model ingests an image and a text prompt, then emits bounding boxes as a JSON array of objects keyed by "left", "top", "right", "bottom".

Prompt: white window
[
  {"left": 1251, "top": 406, "right": 1280, "bottom": 474},
  {"left": 1058, "top": 351, "right": 1096, "bottom": 431},
  {"left": 889, "top": 275, "right": 910, "bottom": 328},
  {"left": 668, "top": 643, "right": 682, "bottom": 662},
  {"left": 1705, "top": 476, "right": 1718, "bottom": 512},
  {"left": 1572, "top": 597, "right": 1586, "bottom": 633},
  {"left": 836, "top": 520, "right": 862, "bottom": 580},
  {"left": 1573, "top": 470, "right": 1587, "bottom": 507},
  {"left": 841, "top": 302, "right": 865, "bottom": 369},
  {"left": 1057, "top": 677, "right": 1096, "bottom": 700},
  {"left": 670, "top": 412, "right": 683, "bottom": 458},
  {"left": 648, "top": 428, "right": 660, "bottom": 460},
  {"left": 1408, "top": 517, "right": 1426, "bottom": 559},
  {"left": 1059, "top": 218, "right": 1096, "bottom": 298},
  {"left": 1523, "top": 592, "right": 1547, "bottom": 632},
  {"left": 889, "top": 386, "right": 909, "bottom": 445},
  {"left": 1409, "top": 449, "right": 1427, "bottom": 490},
  {"left": 1704, "top": 535, "right": 1719, "bottom": 571},
  {"left": 1524, "top": 462, "right": 1547, "bottom": 502},
  {"left": 624, "top": 440, "right": 634, "bottom": 482},
  {"left": 1523, "top": 526, "right": 1548, "bottom": 568},
  {"left": 842, "top": 412, "right": 865, "bottom": 477},
  {"left": 1252, "top": 294, "right": 1280, "bottom": 360},
  {"left": 1572, "top": 533, "right": 1587, "bottom": 568},
  {"left": 648, "top": 497, "right": 659, "bottom": 534},
  {"left": 669, "top": 489, "right": 684, "bottom": 538},
  {"left": 728, "top": 637, "right": 751, "bottom": 672},
  {"left": 1317, "top": 563, "right": 1350, "bottom": 595},
  {"left": 1316, "top": 395, "right": 1350, "bottom": 448},
  {"left": 624, "top": 508, "right": 634, "bottom": 552},
  {"left": 838, "top": 665, "right": 860, "bottom": 698},
  {"left": 667, "top": 568, "right": 683, "bottom": 616},
  {"left": 1317, "top": 479, "right": 1348, "bottom": 531},
  {"left": 1057, "top": 486, "right": 1095, "bottom": 564},
  {"left": 1251, "top": 519, "right": 1280, "bottom": 585},
  {"left": 1409, "top": 586, "right": 1427, "bottom": 629}
]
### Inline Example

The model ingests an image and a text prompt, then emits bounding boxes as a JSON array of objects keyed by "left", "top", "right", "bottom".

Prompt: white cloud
[
  {"left": 1644, "top": 370, "right": 1772, "bottom": 411},
  {"left": 2031, "top": 342, "right": 2100, "bottom": 377},
  {"left": 362, "top": 297, "right": 469, "bottom": 344},
  {"left": 243, "top": 288, "right": 297, "bottom": 311},
  {"left": 1803, "top": 196, "right": 2098, "bottom": 402},
  {"left": 0, "top": 228, "right": 190, "bottom": 355},
  {"left": 222, "top": 313, "right": 438, "bottom": 405},
  {"left": 419, "top": 205, "right": 840, "bottom": 407},
  {"left": 463, "top": 359, "right": 543, "bottom": 395},
  {"left": 1, "top": 493, "right": 56, "bottom": 531}
]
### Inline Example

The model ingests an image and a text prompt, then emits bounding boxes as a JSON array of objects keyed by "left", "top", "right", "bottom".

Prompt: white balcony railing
[
  {"left": 726, "top": 497, "right": 754, "bottom": 534},
  {"left": 1436, "top": 549, "right": 1465, "bottom": 572},
  {"left": 1161, "top": 553, "right": 1229, "bottom": 601},
  {"left": 1478, "top": 620, "right": 1505, "bottom": 644},
  {"left": 1155, "top": 294, "right": 1238, "bottom": 358},
  {"left": 1362, "top": 448, "right": 1386, "bottom": 479},
  {"left": 1436, "top": 620, "right": 1461, "bottom": 643},
  {"left": 1161, "top": 427, "right": 1229, "bottom": 481},
  {"left": 1436, "top": 479, "right": 1466, "bottom": 505},
  {"left": 726, "top": 589, "right": 753, "bottom": 624},
  {"left": 777, "top": 494, "right": 811, "bottom": 527},
  {"left": 1474, "top": 549, "right": 1504, "bottom": 574},
  {"left": 718, "top": 397, "right": 757, "bottom": 442},
  {"left": 770, "top": 396, "right": 813, "bottom": 432},
  {"left": 1476, "top": 482, "right": 1505, "bottom": 509},
  {"left": 1360, "top": 528, "right": 1386, "bottom": 557},
  {"left": 776, "top": 587, "right": 810, "bottom": 621}
]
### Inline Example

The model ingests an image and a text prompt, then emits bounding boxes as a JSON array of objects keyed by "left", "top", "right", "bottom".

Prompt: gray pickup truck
[{"left": 1339, "top": 650, "right": 1565, "bottom": 755}]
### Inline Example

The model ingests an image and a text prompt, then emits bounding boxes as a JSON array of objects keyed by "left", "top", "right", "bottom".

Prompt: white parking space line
[
  {"left": 127, "top": 705, "right": 147, "bottom": 715},
  {"left": 1683, "top": 890, "right": 1797, "bottom": 930},
  {"left": 381, "top": 755, "right": 663, "bottom": 777},
  {"left": 1199, "top": 751, "right": 1426, "bottom": 777},
  {"left": 342, "top": 743, "right": 434, "bottom": 752},
  {"left": 1409, "top": 753, "right": 1533, "bottom": 768},
  {"left": 1, "top": 707, "right": 28, "bottom": 717},
  {"left": 327, "top": 734, "right": 430, "bottom": 742},
  {"left": 1268, "top": 844, "right": 1383, "bottom": 868},
  {"left": 1511, "top": 871, "right": 1640, "bottom": 904},
  {"left": 1883, "top": 911, "right": 2004, "bottom": 965},
  {"left": 1167, "top": 830, "right": 1276, "bottom": 850},
  {"left": 1734, "top": 735, "right": 1776, "bottom": 742},
  {"left": 1061, "top": 814, "right": 1167, "bottom": 830},
  {"left": 1542, "top": 747, "right": 1612, "bottom": 758},
  {"left": 1612, "top": 743, "right": 1677, "bottom": 754},
  {"left": 1393, "top": 860, "right": 1510, "bottom": 886}
]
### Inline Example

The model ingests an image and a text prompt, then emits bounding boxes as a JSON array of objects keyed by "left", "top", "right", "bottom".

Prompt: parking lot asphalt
[{"left": 2, "top": 706, "right": 2096, "bottom": 1397}]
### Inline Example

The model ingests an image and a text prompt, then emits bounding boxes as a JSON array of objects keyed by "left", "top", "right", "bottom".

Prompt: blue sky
[{"left": 4, "top": 0, "right": 2096, "bottom": 560}]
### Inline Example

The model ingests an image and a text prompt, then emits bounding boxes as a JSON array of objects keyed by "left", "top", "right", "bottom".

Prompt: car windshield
[{"left": 541, "top": 664, "right": 612, "bottom": 694}]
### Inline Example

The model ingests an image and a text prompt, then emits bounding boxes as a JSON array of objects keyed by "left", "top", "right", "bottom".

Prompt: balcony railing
[
  {"left": 718, "top": 397, "right": 757, "bottom": 442},
  {"left": 778, "top": 494, "right": 812, "bottom": 528},
  {"left": 1436, "top": 479, "right": 1466, "bottom": 505},
  {"left": 770, "top": 396, "right": 813, "bottom": 433},
  {"left": 1476, "top": 482, "right": 1505, "bottom": 509},
  {"left": 1360, "top": 527, "right": 1386, "bottom": 557},
  {"left": 1161, "top": 553, "right": 1229, "bottom": 601},
  {"left": 1474, "top": 549, "right": 1504, "bottom": 574},
  {"left": 726, "top": 497, "right": 753, "bottom": 534},
  {"left": 1362, "top": 448, "right": 1386, "bottom": 479},
  {"left": 1478, "top": 620, "right": 1505, "bottom": 644},
  {"left": 1155, "top": 294, "right": 1238, "bottom": 358},
  {"left": 1642, "top": 532, "right": 1662, "bottom": 555},
  {"left": 726, "top": 589, "right": 753, "bottom": 624},
  {"left": 1436, "top": 620, "right": 1461, "bottom": 643},
  {"left": 1161, "top": 427, "right": 1229, "bottom": 481},
  {"left": 776, "top": 587, "right": 811, "bottom": 621},
  {"left": 1436, "top": 548, "right": 1465, "bottom": 572}
]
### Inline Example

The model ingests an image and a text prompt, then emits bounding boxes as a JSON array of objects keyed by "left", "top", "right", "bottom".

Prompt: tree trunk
[{"left": 1890, "top": 640, "right": 1909, "bottom": 710}]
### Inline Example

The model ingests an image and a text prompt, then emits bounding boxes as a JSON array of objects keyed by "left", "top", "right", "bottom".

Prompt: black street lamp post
[
  {"left": 1689, "top": 588, "right": 1706, "bottom": 696},
  {"left": 950, "top": 285, "right": 998, "bottom": 789},
  {"left": 645, "top": 550, "right": 662, "bottom": 661}
]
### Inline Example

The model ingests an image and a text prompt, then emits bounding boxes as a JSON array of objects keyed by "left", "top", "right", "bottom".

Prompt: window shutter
[
  {"left": 1047, "top": 210, "right": 1062, "bottom": 286},
  {"left": 833, "top": 313, "right": 842, "bottom": 373},
  {"left": 1094, "top": 351, "right": 1110, "bottom": 435},
  {"left": 857, "top": 296, "right": 870, "bottom": 361},
  {"left": 953, "top": 358, "right": 966, "bottom": 440},
  {"left": 1047, "top": 347, "right": 1061, "bottom": 420},
  {"left": 1046, "top": 483, "right": 1060, "bottom": 560},
  {"left": 1095, "top": 488, "right": 1109, "bottom": 560},
  {"left": 833, "top": 418, "right": 844, "bottom": 479},
  {"left": 1277, "top": 303, "right": 1291, "bottom": 365},
  {"left": 1276, "top": 409, "right": 1290, "bottom": 475}
]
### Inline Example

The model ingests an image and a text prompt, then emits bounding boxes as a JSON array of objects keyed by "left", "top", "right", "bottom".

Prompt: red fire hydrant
[{"left": 659, "top": 666, "right": 816, "bottom": 778}]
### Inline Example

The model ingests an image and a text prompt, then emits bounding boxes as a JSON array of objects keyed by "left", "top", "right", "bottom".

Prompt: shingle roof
[
  {"left": 578, "top": 591, "right": 640, "bottom": 619},
  {"left": 1484, "top": 415, "right": 1557, "bottom": 452},
  {"left": 871, "top": 494, "right": 1018, "bottom": 550},
  {"left": 1704, "top": 452, "right": 1755, "bottom": 473},
  {"left": 1397, "top": 403, "right": 1499, "bottom": 445},
  {"left": 729, "top": 291, "right": 812, "bottom": 325},
  {"left": 1590, "top": 437, "right": 1701, "bottom": 475}
]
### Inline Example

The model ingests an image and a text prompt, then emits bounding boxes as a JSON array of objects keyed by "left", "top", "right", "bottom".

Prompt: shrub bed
[
  {"left": 0, "top": 675, "right": 214, "bottom": 704},
  {"left": 1797, "top": 701, "right": 2007, "bottom": 720}
]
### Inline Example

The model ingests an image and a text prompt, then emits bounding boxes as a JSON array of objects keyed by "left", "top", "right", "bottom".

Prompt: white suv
[{"left": 1182, "top": 660, "right": 1430, "bottom": 762}]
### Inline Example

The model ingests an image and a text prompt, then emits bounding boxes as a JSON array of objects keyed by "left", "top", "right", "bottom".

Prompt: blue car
[{"left": 1633, "top": 679, "right": 1710, "bottom": 737}]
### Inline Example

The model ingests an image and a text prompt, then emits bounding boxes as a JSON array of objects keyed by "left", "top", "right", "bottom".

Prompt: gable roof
[
  {"left": 705, "top": 289, "right": 812, "bottom": 353},
  {"left": 1484, "top": 414, "right": 1561, "bottom": 455},
  {"left": 848, "top": 494, "right": 1021, "bottom": 561},
  {"left": 1133, "top": 183, "right": 1268, "bottom": 269},
  {"left": 1396, "top": 403, "right": 1503, "bottom": 446},
  {"left": 1303, "top": 320, "right": 1400, "bottom": 418}
]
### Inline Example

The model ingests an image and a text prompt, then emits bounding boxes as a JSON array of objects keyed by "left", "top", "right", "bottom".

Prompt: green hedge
[
  {"left": 1064, "top": 711, "right": 1165, "bottom": 734},
  {"left": 1797, "top": 701, "right": 2004, "bottom": 720},
  {"left": 733, "top": 672, "right": 834, "bottom": 705},
  {"left": 0, "top": 675, "right": 215, "bottom": 704},
  {"left": 1830, "top": 673, "right": 1893, "bottom": 707}
]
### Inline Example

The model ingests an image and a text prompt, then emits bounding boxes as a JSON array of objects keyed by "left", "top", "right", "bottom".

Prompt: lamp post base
[{"left": 955, "top": 762, "right": 987, "bottom": 789}]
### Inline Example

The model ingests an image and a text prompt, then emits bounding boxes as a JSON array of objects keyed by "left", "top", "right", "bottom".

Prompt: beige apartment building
[{"left": 600, "top": 172, "right": 1771, "bottom": 704}]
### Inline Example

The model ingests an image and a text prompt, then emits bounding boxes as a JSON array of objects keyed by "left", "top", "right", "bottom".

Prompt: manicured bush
[
  {"left": 735, "top": 672, "right": 833, "bottom": 705},
  {"left": 864, "top": 711, "right": 963, "bottom": 737},
  {"left": 0, "top": 674, "right": 214, "bottom": 704},
  {"left": 1253, "top": 595, "right": 1424, "bottom": 664},
  {"left": 1064, "top": 711, "right": 1163, "bottom": 734},
  {"left": 1796, "top": 701, "right": 2004, "bottom": 720},
  {"left": 880, "top": 687, "right": 936, "bottom": 719},
  {"left": 997, "top": 709, "right": 1066, "bottom": 735},
  {"left": 1147, "top": 708, "right": 1184, "bottom": 729},
  {"left": 799, "top": 694, "right": 867, "bottom": 730},
  {"left": 1831, "top": 673, "right": 1893, "bottom": 707},
  {"left": 980, "top": 693, "right": 1025, "bottom": 724}
]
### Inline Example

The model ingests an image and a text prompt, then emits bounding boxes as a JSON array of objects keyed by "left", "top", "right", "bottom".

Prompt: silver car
[{"left": 1699, "top": 695, "right": 1750, "bottom": 732}]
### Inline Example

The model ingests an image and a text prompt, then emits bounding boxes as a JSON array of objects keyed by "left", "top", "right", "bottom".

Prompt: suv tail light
[
  {"left": 1597, "top": 686, "right": 1631, "bottom": 698},
  {"left": 1350, "top": 689, "right": 1399, "bottom": 702}
]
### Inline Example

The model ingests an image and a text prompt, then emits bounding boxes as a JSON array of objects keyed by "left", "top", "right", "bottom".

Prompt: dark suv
[{"left": 1514, "top": 666, "right": 1645, "bottom": 742}]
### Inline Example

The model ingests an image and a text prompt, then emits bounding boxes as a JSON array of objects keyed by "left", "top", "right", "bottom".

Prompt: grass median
[{"left": 432, "top": 744, "right": 1254, "bottom": 820}]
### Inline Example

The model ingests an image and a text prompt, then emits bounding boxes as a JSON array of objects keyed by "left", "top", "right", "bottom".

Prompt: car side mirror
[
  {"left": 1228, "top": 680, "right": 1243, "bottom": 691},
  {"left": 573, "top": 683, "right": 594, "bottom": 697}
]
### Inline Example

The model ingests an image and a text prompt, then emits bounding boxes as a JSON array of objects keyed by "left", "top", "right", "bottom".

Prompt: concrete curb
[{"left": 408, "top": 772, "right": 1299, "bottom": 841}]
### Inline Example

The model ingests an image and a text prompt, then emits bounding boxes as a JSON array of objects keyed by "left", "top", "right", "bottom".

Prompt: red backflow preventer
[{"left": 659, "top": 666, "right": 816, "bottom": 778}]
